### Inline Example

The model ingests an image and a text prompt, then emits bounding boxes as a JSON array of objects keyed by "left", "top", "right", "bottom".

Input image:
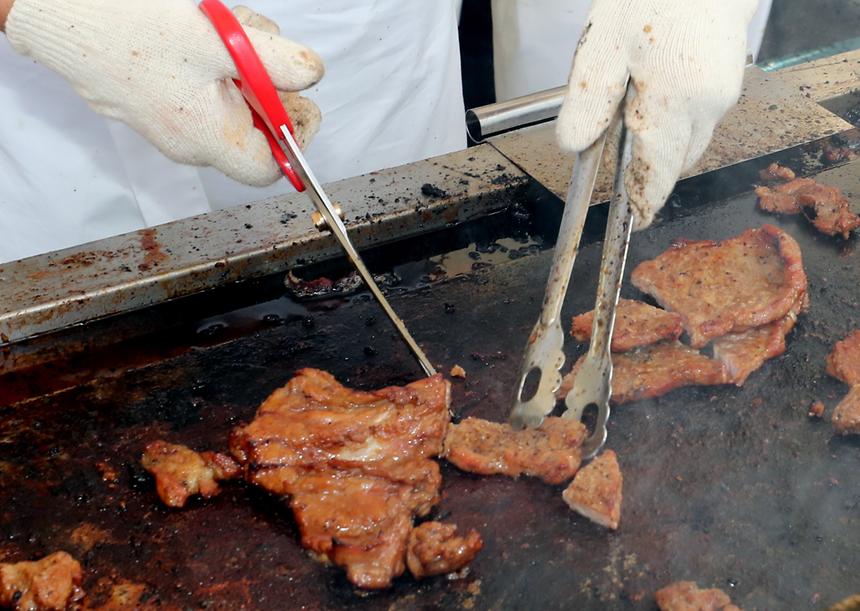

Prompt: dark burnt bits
[{"left": 420, "top": 184, "right": 448, "bottom": 199}]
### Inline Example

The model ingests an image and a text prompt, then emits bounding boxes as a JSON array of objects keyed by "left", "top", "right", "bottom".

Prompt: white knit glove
[
  {"left": 556, "top": 0, "right": 759, "bottom": 229},
  {"left": 6, "top": 0, "right": 324, "bottom": 187}
]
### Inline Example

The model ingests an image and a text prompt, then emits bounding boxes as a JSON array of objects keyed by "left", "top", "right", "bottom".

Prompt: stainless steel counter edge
[{"left": 0, "top": 145, "right": 528, "bottom": 345}]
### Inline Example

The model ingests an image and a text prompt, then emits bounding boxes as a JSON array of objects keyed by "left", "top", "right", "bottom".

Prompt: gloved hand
[
  {"left": 6, "top": 0, "right": 324, "bottom": 187},
  {"left": 556, "top": 0, "right": 759, "bottom": 229}
]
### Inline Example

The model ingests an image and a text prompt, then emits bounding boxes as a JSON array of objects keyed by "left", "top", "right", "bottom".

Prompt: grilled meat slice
[
  {"left": 559, "top": 341, "right": 728, "bottom": 405},
  {"left": 655, "top": 581, "right": 740, "bottom": 611},
  {"left": 442, "top": 417, "right": 587, "bottom": 485},
  {"left": 832, "top": 386, "right": 860, "bottom": 436},
  {"left": 758, "top": 162, "right": 796, "bottom": 183},
  {"left": 562, "top": 450, "right": 622, "bottom": 530},
  {"left": 406, "top": 522, "right": 483, "bottom": 580},
  {"left": 757, "top": 178, "right": 860, "bottom": 238},
  {"left": 632, "top": 225, "right": 807, "bottom": 347},
  {"left": 0, "top": 552, "right": 84, "bottom": 611},
  {"left": 141, "top": 441, "right": 240, "bottom": 508},
  {"left": 826, "top": 331, "right": 860, "bottom": 386},
  {"left": 571, "top": 299, "right": 683, "bottom": 352},
  {"left": 229, "top": 369, "right": 457, "bottom": 590},
  {"left": 712, "top": 291, "right": 807, "bottom": 385}
]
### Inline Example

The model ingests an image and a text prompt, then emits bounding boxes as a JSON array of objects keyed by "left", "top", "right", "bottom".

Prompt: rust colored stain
[{"left": 138, "top": 229, "right": 169, "bottom": 272}]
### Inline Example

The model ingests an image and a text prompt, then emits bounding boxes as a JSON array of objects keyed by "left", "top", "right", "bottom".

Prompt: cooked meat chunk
[
  {"left": 755, "top": 185, "right": 804, "bottom": 215},
  {"left": 826, "top": 330, "right": 860, "bottom": 386},
  {"left": 450, "top": 365, "right": 466, "bottom": 378},
  {"left": 809, "top": 400, "right": 825, "bottom": 419},
  {"left": 758, "top": 162, "right": 796, "bottom": 183},
  {"left": 562, "top": 450, "right": 622, "bottom": 530},
  {"left": 832, "top": 386, "right": 860, "bottom": 435},
  {"left": 406, "top": 522, "right": 483, "bottom": 579},
  {"left": 757, "top": 178, "right": 860, "bottom": 239},
  {"left": 632, "top": 225, "right": 807, "bottom": 347},
  {"left": 141, "top": 441, "right": 240, "bottom": 508},
  {"left": 442, "top": 417, "right": 587, "bottom": 485},
  {"left": 571, "top": 299, "right": 683, "bottom": 352},
  {"left": 712, "top": 292, "right": 807, "bottom": 385},
  {"left": 229, "top": 368, "right": 455, "bottom": 590},
  {"left": 559, "top": 341, "right": 727, "bottom": 405},
  {"left": 655, "top": 581, "right": 740, "bottom": 611},
  {"left": 0, "top": 552, "right": 84, "bottom": 611}
]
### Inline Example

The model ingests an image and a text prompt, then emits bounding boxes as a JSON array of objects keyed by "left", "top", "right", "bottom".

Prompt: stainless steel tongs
[{"left": 509, "top": 94, "right": 635, "bottom": 459}]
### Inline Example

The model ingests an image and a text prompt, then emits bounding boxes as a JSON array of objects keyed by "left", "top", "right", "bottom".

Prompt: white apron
[
  {"left": 492, "top": 0, "right": 774, "bottom": 102},
  {"left": 0, "top": 0, "right": 465, "bottom": 263}
]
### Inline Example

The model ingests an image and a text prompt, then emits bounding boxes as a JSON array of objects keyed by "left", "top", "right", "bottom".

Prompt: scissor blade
[{"left": 277, "top": 126, "right": 437, "bottom": 377}]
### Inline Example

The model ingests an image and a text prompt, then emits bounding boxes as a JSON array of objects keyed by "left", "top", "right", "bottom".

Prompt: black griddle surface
[{"left": 1, "top": 159, "right": 859, "bottom": 610}]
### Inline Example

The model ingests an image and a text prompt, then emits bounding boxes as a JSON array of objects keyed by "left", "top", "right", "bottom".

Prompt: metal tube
[{"left": 466, "top": 86, "right": 566, "bottom": 142}]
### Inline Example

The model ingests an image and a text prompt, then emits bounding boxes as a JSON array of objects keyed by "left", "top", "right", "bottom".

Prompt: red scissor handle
[{"left": 199, "top": 0, "right": 305, "bottom": 192}]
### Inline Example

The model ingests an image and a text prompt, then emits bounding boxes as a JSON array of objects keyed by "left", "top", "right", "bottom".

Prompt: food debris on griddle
[
  {"left": 570, "top": 299, "right": 683, "bottom": 352},
  {"left": 562, "top": 450, "right": 622, "bottom": 530},
  {"left": 808, "top": 400, "right": 826, "bottom": 419},
  {"left": 442, "top": 417, "right": 586, "bottom": 485},
  {"left": 655, "top": 581, "right": 740, "bottom": 611},
  {"left": 228, "top": 369, "right": 480, "bottom": 589},
  {"left": 141, "top": 441, "right": 239, "bottom": 508},
  {"left": 450, "top": 365, "right": 466, "bottom": 378},
  {"left": 758, "top": 162, "right": 796, "bottom": 183},
  {"left": 406, "top": 522, "right": 483, "bottom": 579},
  {"left": 632, "top": 225, "right": 807, "bottom": 348},
  {"left": 0, "top": 552, "right": 84, "bottom": 611}
]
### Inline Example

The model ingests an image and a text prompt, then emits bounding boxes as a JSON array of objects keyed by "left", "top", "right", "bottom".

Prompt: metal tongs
[
  {"left": 510, "top": 91, "right": 635, "bottom": 459},
  {"left": 200, "top": 0, "right": 435, "bottom": 377}
]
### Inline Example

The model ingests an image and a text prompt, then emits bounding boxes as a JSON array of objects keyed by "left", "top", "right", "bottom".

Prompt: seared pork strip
[
  {"left": 559, "top": 341, "right": 728, "bottom": 405},
  {"left": 832, "top": 386, "right": 860, "bottom": 436},
  {"left": 442, "top": 417, "right": 587, "bottom": 485},
  {"left": 632, "top": 225, "right": 807, "bottom": 347},
  {"left": 0, "top": 552, "right": 84, "bottom": 611},
  {"left": 655, "top": 581, "right": 740, "bottom": 611},
  {"left": 406, "top": 522, "right": 483, "bottom": 579},
  {"left": 562, "top": 450, "right": 622, "bottom": 530},
  {"left": 229, "top": 369, "right": 467, "bottom": 590},
  {"left": 141, "top": 441, "right": 240, "bottom": 508},
  {"left": 571, "top": 299, "right": 683, "bottom": 352},
  {"left": 826, "top": 330, "right": 860, "bottom": 386},
  {"left": 712, "top": 291, "right": 807, "bottom": 385},
  {"left": 757, "top": 178, "right": 860, "bottom": 239}
]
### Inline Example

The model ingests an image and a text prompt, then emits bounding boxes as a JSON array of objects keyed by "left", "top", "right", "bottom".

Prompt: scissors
[{"left": 199, "top": 0, "right": 436, "bottom": 377}]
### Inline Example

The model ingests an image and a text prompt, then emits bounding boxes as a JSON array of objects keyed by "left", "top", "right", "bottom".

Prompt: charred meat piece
[
  {"left": 442, "top": 417, "right": 587, "bottom": 485},
  {"left": 562, "top": 450, "right": 622, "bottom": 530},
  {"left": 406, "top": 522, "right": 483, "bottom": 580},
  {"left": 571, "top": 299, "right": 683, "bottom": 352},
  {"left": 655, "top": 581, "right": 740, "bottom": 611},
  {"left": 632, "top": 225, "right": 807, "bottom": 347},
  {"left": 832, "top": 386, "right": 860, "bottom": 436},
  {"left": 559, "top": 341, "right": 727, "bottom": 405},
  {"left": 826, "top": 330, "right": 860, "bottom": 386},
  {"left": 0, "top": 552, "right": 84, "bottom": 611},
  {"left": 712, "top": 292, "right": 807, "bottom": 385},
  {"left": 229, "top": 369, "right": 455, "bottom": 590},
  {"left": 758, "top": 162, "right": 796, "bottom": 183},
  {"left": 141, "top": 441, "right": 240, "bottom": 508},
  {"left": 756, "top": 178, "right": 860, "bottom": 239}
]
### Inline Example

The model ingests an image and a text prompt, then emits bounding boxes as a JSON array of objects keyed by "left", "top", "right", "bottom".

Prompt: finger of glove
[
  {"left": 555, "top": 24, "right": 628, "bottom": 153},
  {"left": 280, "top": 91, "right": 322, "bottom": 150},
  {"left": 229, "top": 26, "right": 323, "bottom": 92},
  {"left": 623, "top": 95, "right": 692, "bottom": 231},
  {"left": 190, "top": 81, "right": 282, "bottom": 187},
  {"left": 233, "top": 5, "right": 280, "bottom": 36}
]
